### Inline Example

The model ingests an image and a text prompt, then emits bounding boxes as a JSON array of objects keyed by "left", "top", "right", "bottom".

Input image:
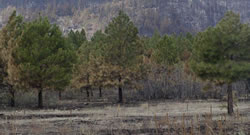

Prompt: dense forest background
[{"left": 1, "top": 0, "right": 250, "bottom": 38}]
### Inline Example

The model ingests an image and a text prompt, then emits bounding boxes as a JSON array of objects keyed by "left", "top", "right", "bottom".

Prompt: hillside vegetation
[{"left": 1, "top": 0, "right": 250, "bottom": 37}]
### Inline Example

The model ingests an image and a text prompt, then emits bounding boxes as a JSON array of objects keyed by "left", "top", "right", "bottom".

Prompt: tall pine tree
[
  {"left": 0, "top": 11, "right": 24, "bottom": 107},
  {"left": 190, "top": 11, "right": 250, "bottom": 115},
  {"left": 72, "top": 41, "right": 94, "bottom": 98},
  {"left": 104, "top": 11, "right": 144, "bottom": 103},
  {"left": 67, "top": 29, "right": 87, "bottom": 50},
  {"left": 14, "top": 17, "right": 77, "bottom": 108}
]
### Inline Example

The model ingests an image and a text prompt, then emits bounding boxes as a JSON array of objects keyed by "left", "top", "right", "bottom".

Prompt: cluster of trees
[
  {"left": 0, "top": 10, "right": 250, "bottom": 115},
  {"left": 0, "top": 11, "right": 77, "bottom": 108},
  {"left": 0, "top": 11, "right": 146, "bottom": 108}
]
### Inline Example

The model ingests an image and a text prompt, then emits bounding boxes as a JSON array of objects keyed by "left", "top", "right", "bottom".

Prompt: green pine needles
[
  {"left": 14, "top": 17, "right": 77, "bottom": 108},
  {"left": 190, "top": 11, "right": 250, "bottom": 114}
]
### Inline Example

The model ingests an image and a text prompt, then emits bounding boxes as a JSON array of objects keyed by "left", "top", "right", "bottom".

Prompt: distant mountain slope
[{"left": 0, "top": 0, "right": 250, "bottom": 37}]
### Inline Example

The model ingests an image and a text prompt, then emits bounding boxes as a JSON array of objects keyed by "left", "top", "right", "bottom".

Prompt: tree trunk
[
  {"left": 99, "top": 87, "right": 102, "bottom": 98},
  {"left": 118, "top": 86, "right": 123, "bottom": 103},
  {"left": 246, "top": 81, "right": 250, "bottom": 99},
  {"left": 86, "top": 87, "right": 89, "bottom": 98},
  {"left": 118, "top": 76, "right": 123, "bottom": 103},
  {"left": 178, "top": 88, "right": 182, "bottom": 99},
  {"left": 90, "top": 89, "right": 93, "bottom": 97},
  {"left": 58, "top": 91, "right": 62, "bottom": 100},
  {"left": 227, "top": 84, "right": 234, "bottom": 115},
  {"left": 9, "top": 88, "right": 15, "bottom": 107},
  {"left": 86, "top": 73, "right": 91, "bottom": 98},
  {"left": 38, "top": 88, "right": 43, "bottom": 108},
  {"left": 80, "top": 87, "right": 83, "bottom": 93}
]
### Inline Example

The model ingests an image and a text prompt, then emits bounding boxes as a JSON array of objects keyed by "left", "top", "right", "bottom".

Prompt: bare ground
[{"left": 0, "top": 101, "right": 249, "bottom": 135}]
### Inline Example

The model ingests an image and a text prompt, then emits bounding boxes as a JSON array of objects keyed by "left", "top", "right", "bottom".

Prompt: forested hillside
[{"left": 1, "top": 0, "right": 250, "bottom": 37}]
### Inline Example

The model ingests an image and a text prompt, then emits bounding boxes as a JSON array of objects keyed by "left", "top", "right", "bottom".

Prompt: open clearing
[{"left": 0, "top": 101, "right": 250, "bottom": 135}]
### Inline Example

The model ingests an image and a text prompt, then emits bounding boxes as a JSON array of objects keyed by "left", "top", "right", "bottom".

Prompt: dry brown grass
[{"left": 0, "top": 101, "right": 249, "bottom": 134}]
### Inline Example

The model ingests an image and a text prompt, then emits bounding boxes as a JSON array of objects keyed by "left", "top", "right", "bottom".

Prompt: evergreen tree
[
  {"left": 104, "top": 11, "right": 144, "bottom": 103},
  {"left": 91, "top": 30, "right": 106, "bottom": 43},
  {"left": 144, "top": 30, "right": 161, "bottom": 58},
  {"left": 190, "top": 11, "right": 250, "bottom": 115},
  {"left": 67, "top": 29, "right": 87, "bottom": 50},
  {"left": 0, "top": 11, "right": 24, "bottom": 107},
  {"left": 153, "top": 35, "right": 179, "bottom": 66},
  {"left": 72, "top": 31, "right": 107, "bottom": 98},
  {"left": 72, "top": 41, "right": 92, "bottom": 98},
  {"left": 176, "top": 33, "right": 193, "bottom": 62},
  {"left": 57, "top": 29, "right": 86, "bottom": 99},
  {"left": 89, "top": 30, "right": 108, "bottom": 98},
  {"left": 176, "top": 34, "right": 194, "bottom": 75},
  {"left": 14, "top": 17, "right": 77, "bottom": 108}
]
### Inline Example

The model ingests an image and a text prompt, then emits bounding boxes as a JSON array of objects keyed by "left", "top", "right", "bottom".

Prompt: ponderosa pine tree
[
  {"left": 72, "top": 30, "right": 111, "bottom": 99},
  {"left": 67, "top": 29, "right": 87, "bottom": 50},
  {"left": 55, "top": 29, "right": 87, "bottom": 100},
  {"left": 72, "top": 40, "right": 95, "bottom": 98},
  {"left": 104, "top": 11, "right": 144, "bottom": 103},
  {"left": 0, "top": 11, "right": 24, "bottom": 107},
  {"left": 150, "top": 34, "right": 181, "bottom": 99},
  {"left": 148, "top": 31, "right": 193, "bottom": 67},
  {"left": 87, "top": 30, "right": 140, "bottom": 99},
  {"left": 144, "top": 30, "right": 161, "bottom": 58},
  {"left": 190, "top": 11, "right": 250, "bottom": 115},
  {"left": 14, "top": 17, "right": 77, "bottom": 108},
  {"left": 153, "top": 35, "right": 180, "bottom": 66},
  {"left": 176, "top": 34, "right": 193, "bottom": 62},
  {"left": 89, "top": 30, "right": 108, "bottom": 98}
]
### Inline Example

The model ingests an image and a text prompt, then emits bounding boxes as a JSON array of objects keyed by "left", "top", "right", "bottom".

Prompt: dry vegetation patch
[{"left": 0, "top": 101, "right": 249, "bottom": 135}]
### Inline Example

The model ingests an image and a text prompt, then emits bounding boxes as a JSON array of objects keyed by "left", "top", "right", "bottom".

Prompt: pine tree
[
  {"left": 67, "top": 29, "right": 87, "bottom": 50},
  {"left": 104, "top": 11, "right": 145, "bottom": 103},
  {"left": 144, "top": 30, "right": 161, "bottom": 58},
  {"left": 72, "top": 30, "right": 108, "bottom": 98},
  {"left": 190, "top": 11, "right": 250, "bottom": 115},
  {"left": 14, "top": 17, "right": 77, "bottom": 108},
  {"left": 56, "top": 29, "right": 87, "bottom": 99},
  {"left": 0, "top": 11, "right": 24, "bottom": 107},
  {"left": 153, "top": 35, "right": 179, "bottom": 66},
  {"left": 89, "top": 30, "right": 108, "bottom": 98},
  {"left": 72, "top": 40, "right": 94, "bottom": 98}
]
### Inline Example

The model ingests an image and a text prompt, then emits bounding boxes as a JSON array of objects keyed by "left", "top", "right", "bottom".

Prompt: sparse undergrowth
[{"left": 0, "top": 101, "right": 249, "bottom": 135}]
